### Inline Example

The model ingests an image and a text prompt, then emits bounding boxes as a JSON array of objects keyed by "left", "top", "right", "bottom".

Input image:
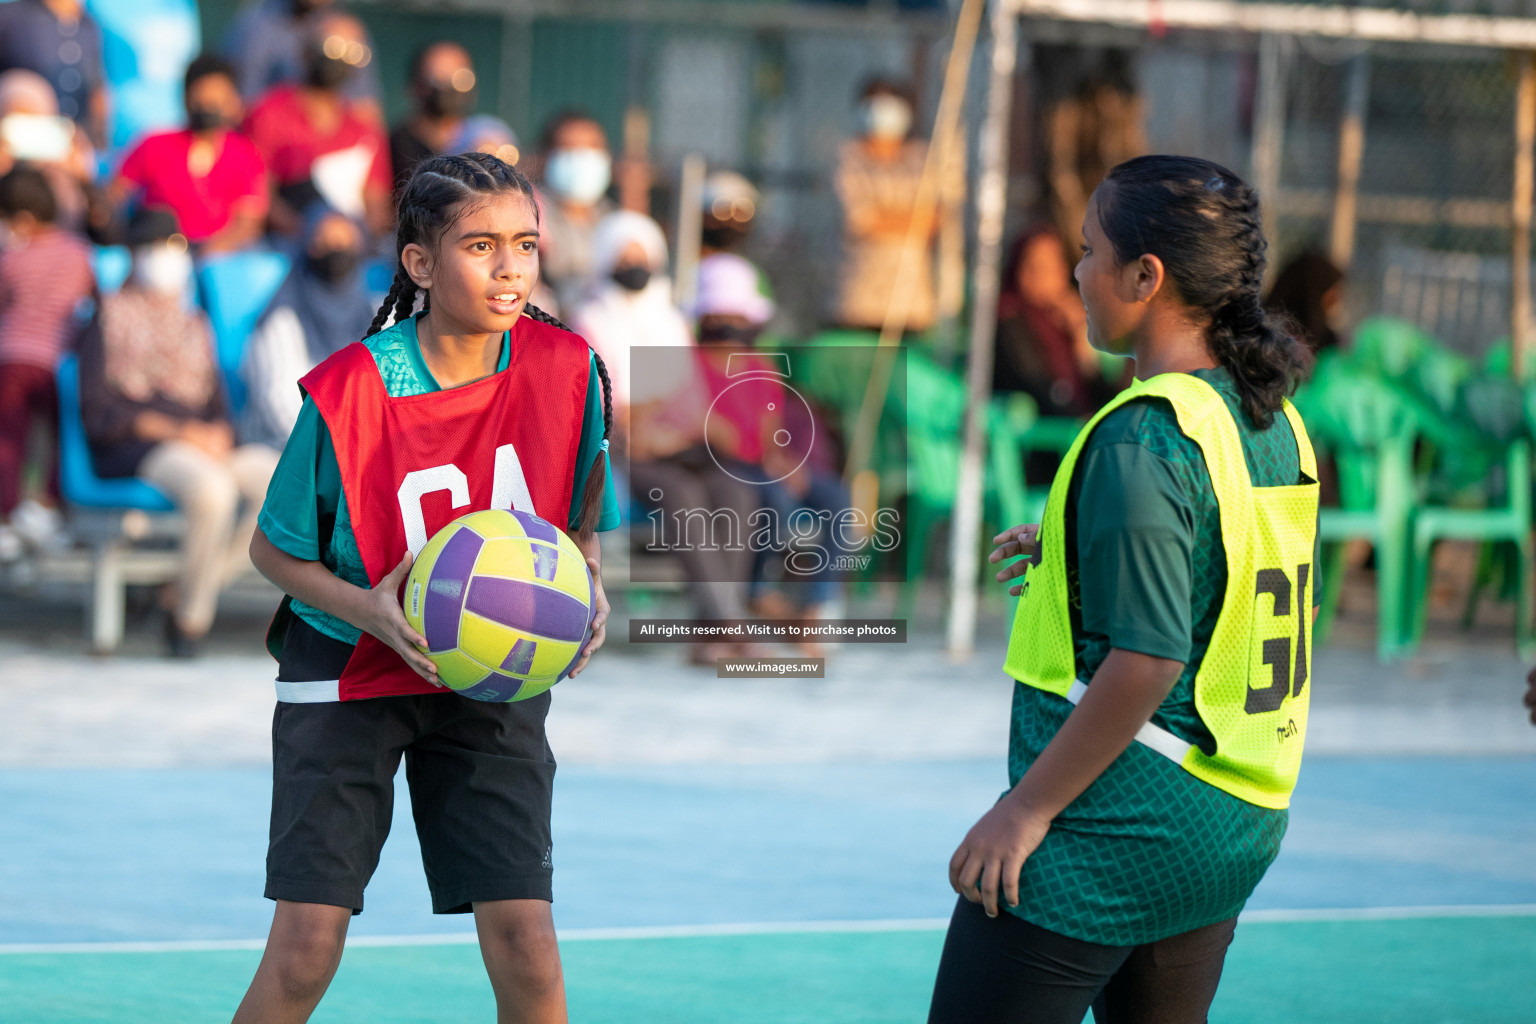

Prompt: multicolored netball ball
[{"left": 404, "top": 509, "right": 595, "bottom": 702}]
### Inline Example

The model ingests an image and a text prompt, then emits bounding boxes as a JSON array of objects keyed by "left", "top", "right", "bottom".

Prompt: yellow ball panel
[
  {"left": 473, "top": 537, "right": 540, "bottom": 584},
  {"left": 458, "top": 508, "right": 527, "bottom": 541},
  {"left": 429, "top": 647, "right": 496, "bottom": 690},
  {"left": 457, "top": 612, "right": 526, "bottom": 668}
]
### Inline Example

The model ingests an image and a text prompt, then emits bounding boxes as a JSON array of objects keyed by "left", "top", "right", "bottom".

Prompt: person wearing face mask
[
  {"left": 0, "top": 164, "right": 93, "bottom": 561},
  {"left": 78, "top": 208, "right": 278, "bottom": 657},
  {"left": 222, "top": 0, "right": 382, "bottom": 110},
  {"left": 112, "top": 55, "right": 269, "bottom": 253},
  {"left": 0, "top": 68, "right": 98, "bottom": 235},
  {"left": 243, "top": 11, "right": 392, "bottom": 238},
  {"left": 535, "top": 110, "right": 614, "bottom": 316},
  {"left": 571, "top": 210, "right": 690, "bottom": 452},
  {"left": 239, "top": 203, "right": 374, "bottom": 452},
  {"left": 833, "top": 77, "right": 937, "bottom": 332},
  {"left": 388, "top": 41, "right": 478, "bottom": 189}
]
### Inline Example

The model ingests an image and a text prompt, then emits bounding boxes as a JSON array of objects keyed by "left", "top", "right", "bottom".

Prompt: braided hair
[
  {"left": 1096, "top": 155, "right": 1313, "bottom": 429},
  {"left": 371, "top": 151, "right": 613, "bottom": 538}
]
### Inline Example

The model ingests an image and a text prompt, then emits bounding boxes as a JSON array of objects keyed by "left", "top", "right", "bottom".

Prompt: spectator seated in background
[
  {"left": 243, "top": 10, "right": 391, "bottom": 239},
  {"left": 0, "top": 69, "right": 99, "bottom": 235},
  {"left": 992, "top": 224, "right": 1118, "bottom": 419},
  {"left": 223, "top": 0, "right": 381, "bottom": 113},
  {"left": 0, "top": 0, "right": 107, "bottom": 147},
  {"left": 689, "top": 253, "right": 850, "bottom": 649},
  {"left": 78, "top": 208, "right": 277, "bottom": 657},
  {"left": 571, "top": 209, "right": 690, "bottom": 453},
  {"left": 389, "top": 41, "right": 478, "bottom": 189},
  {"left": 1266, "top": 248, "right": 1346, "bottom": 353},
  {"left": 111, "top": 54, "right": 268, "bottom": 255},
  {"left": 626, "top": 262, "right": 760, "bottom": 664},
  {"left": 535, "top": 110, "right": 615, "bottom": 317},
  {"left": 239, "top": 202, "right": 373, "bottom": 452},
  {"left": 0, "top": 163, "right": 93, "bottom": 561},
  {"left": 833, "top": 77, "right": 936, "bottom": 333}
]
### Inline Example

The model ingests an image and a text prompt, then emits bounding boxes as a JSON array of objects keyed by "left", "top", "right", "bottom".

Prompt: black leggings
[{"left": 928, "top": 897, "right": 1237, "bottom": 1024}]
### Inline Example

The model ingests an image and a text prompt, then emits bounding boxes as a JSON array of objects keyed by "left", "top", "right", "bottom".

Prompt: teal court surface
[
  {"left": 2, "top": 758, "right": 1534, "bottom": 1023},
  {"left": 2, "top": 598, "right": 1535, "bottom": 1023}
]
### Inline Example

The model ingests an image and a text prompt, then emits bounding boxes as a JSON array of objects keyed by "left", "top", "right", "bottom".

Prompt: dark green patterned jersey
[{"left": 1005, "top": 367, "right": 1317, "bottom": 945}]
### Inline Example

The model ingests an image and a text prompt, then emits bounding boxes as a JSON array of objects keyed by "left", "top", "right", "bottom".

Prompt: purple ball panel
[
  {"left": 511, "top": 509, "right": 559, "bottom": 544},
  {"left": 557, "top": 563, "right": 597, "bottom": 682},
  {"left": 464, "top": 577, "right": 591, "bottom": 643},
  {"left": 456, "top": 673, "right": 525, "bottom": 703},
  {"left": 531, "top": 543, "right": 559, "bottom": 582},
  {"left": 501, "top": 637, "right": 537, "bottom": 675},
  {"left": 424, "top": 527, "right": 483, "bottom": 651}
]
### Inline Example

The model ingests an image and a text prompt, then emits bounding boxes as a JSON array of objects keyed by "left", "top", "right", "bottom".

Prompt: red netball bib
[{"left": 301, "top": 315, "right": 590, "bottom": 700}]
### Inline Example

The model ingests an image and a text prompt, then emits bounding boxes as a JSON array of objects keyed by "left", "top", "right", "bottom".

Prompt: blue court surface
[{"left": 2, "top": 757, "right": 1534, "bottom": 1021}]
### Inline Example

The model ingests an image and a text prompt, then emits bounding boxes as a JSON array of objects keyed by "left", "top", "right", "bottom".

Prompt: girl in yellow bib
[{"left": 928, "top": 156, "right": 1319, "bottom": 1023}]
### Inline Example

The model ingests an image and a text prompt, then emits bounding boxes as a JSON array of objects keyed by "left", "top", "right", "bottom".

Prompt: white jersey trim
[
  {"left": 274, "top": 679, "right": 342, "bottom": 703},
  {"left": 1065, "top": 679, "right": 1194, "bottom": 765}
]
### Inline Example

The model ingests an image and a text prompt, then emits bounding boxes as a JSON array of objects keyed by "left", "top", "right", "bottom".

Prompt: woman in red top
[
  {"left": 113, "top": 54, "right": 267, "bottom": 253},
  {"left": 242, "top": 11, "right": 392, "bottom": 238}
]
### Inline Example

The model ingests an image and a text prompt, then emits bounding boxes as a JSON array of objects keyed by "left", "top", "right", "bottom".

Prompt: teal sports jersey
[
  {"left": 1006, "top": 367, "right": 1317, "bottom": 946},
  {"left": 258, "top": 312, "right": 619, "bottom": 645}
]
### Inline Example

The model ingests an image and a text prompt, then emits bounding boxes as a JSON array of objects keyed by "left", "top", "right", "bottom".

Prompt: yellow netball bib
[{"left": 1002, "top": 373, "right": 1319, "bottom": 809}]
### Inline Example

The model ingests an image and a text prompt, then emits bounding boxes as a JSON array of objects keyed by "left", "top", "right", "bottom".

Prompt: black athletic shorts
[{"left": 265, "top": 617, "right": 556, "bottom": 914}]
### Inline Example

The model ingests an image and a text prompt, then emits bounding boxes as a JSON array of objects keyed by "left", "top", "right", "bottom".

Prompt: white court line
[{"left": 3, "top": 906, "right": 1534, "bottom": 955}]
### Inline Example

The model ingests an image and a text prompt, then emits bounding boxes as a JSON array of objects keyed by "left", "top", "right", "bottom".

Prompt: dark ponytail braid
[
  {"left": 366, "top": 152, "right": 613, "bottom": 536},
  {"left": 522, "top": 302, "right": 615, "bottom": 539},
  {"left": 1098, "top": 155, "right": 1314, "bottom": 429}
]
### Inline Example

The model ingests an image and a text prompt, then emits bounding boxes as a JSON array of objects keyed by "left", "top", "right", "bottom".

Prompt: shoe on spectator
[
  {"left": 163, "top": 614, "right": 203, "bottom": 660},
  {"left": 11, "top": 500, "right": 69, "bottom": 553},
  {"left": 0, "top": 525, "right": 22, "bottom": 562}
]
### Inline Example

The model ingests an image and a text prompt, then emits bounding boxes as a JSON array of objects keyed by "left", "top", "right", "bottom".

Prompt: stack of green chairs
[
  {"left": 1294, "top": 357, "right": 1418, "bottom": 659},
  {"left": 1403, "top": 373, "right": 1533, "bottom": 657}
]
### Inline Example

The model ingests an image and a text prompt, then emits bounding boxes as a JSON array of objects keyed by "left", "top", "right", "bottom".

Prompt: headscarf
[
  {"left": 0, "top": 69, "right": 58, "bottom": 117},
  {"left": 573, "top": 210, "right": 691, "bottom": 409},
  {"left": 264, "top": 202, "right": 377, "bottom": 363}
]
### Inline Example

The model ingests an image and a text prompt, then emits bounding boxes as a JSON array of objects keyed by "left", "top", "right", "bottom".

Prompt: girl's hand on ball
[
  {"left": 567, "top": 556, "right": 608, "bottom": 679},
  {"left": 990, "top": 524, "right": 1041, "bottom": 596},
  {"left": 366, "top": 552, "right": 440, "bottom": 685},
  {"left": 948, "top": 792, "right": 1052, "bottom": 919}
]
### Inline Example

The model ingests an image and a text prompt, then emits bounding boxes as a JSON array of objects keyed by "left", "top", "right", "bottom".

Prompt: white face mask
[
  {"left": 544, "top": 147, "right": 611, "bottom": 205},
  {"left": 861, "top": 95, "right": 912, "bottom": 141},
  {"left": 132, "top": 244, "right": 193, "bottom": 296}
]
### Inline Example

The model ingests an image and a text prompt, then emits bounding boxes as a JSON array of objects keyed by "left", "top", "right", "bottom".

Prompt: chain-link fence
[{"left": 1010, "top": 11, "right": 1535, "bottom": 362}]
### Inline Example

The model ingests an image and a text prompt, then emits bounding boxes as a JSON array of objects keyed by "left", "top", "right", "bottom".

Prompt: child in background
[{"left": 0, "top": 163, "right": 93, "bottom": 559}]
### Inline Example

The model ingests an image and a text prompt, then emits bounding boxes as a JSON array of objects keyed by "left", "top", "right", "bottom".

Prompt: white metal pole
[
  {"left": 945, "top": 0, "right": 1018, "bottom": 659},
  {"left": 1329, "top": 53, "right": 1370, "bottom": 270},
  {"left": 674, "top": 153, "right": 706, "bottom": 311},
  {"left": 1250, "top": 31, "right": 1285, "bottom": 257}
]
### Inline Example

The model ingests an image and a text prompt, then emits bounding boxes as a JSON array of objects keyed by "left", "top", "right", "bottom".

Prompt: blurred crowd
[{"left": 0, "top": 0, "right": 1349, "bottom": 659}]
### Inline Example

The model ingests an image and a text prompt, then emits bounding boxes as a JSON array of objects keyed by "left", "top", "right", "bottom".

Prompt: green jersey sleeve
[
  {"left": 256, "top": 397, "right": 344, "bottom": 564},
  {"left": 1073, "top": 440, "right": 1197, "bottom": 665},
  {"left": 567, "top": 353, "right": 620, "bottom": 533}
]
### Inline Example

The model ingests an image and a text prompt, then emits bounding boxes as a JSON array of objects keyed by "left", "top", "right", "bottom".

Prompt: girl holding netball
[
  {"left": 232, "top": 153, "right": 617, "bottom": 1024},
  {"left": 929, "top": 156, "right": 1318, "bottom": 1023}
]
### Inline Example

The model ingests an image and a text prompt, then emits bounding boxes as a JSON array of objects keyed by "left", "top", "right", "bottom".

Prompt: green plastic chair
[
  {"left": 1296, "top": 364, "right": 1418, "bottom": 659},
  {"left": 1404, "top": 374, "right": 1534, "bottom": 658}
]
